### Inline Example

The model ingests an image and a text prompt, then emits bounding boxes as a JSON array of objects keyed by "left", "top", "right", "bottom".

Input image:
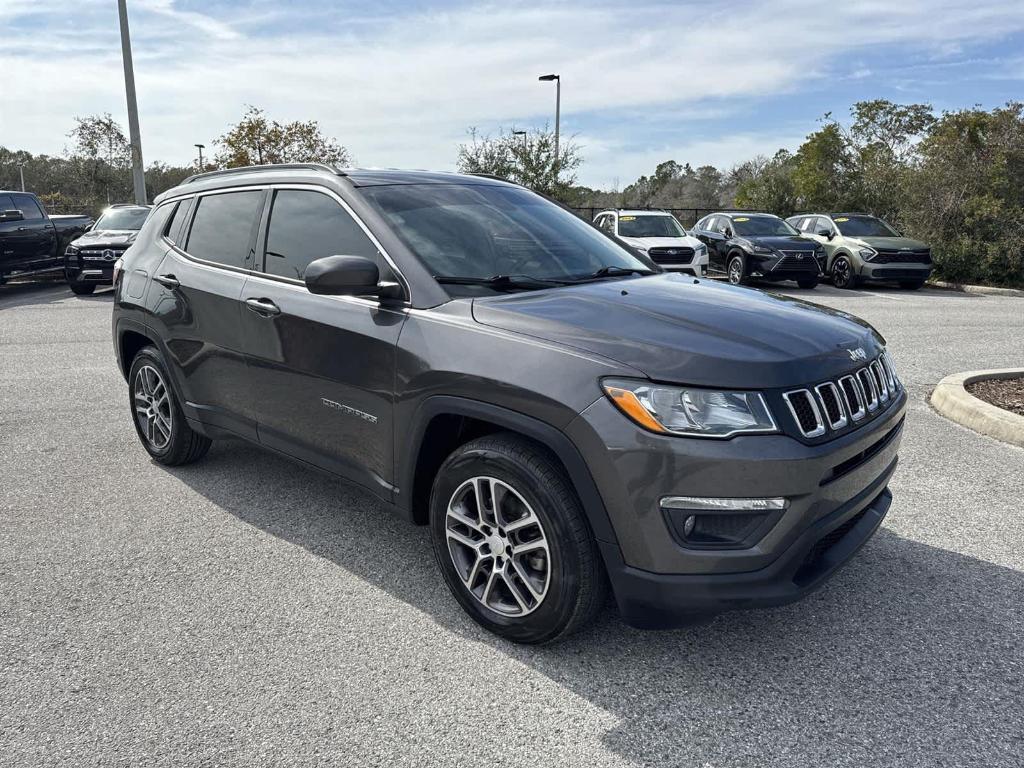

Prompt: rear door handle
[
  {"left": 244, "top": 297, "right": 281, "bottom": 316},
  {"left": 154, "top": 274, "right": 180, "bottom": 288}
]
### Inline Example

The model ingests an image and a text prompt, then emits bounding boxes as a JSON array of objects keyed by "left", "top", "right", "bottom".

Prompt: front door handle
[
  {"left": 154, "top": 273, "right": 180, "bottom": 288},
  {"left": 244, "top": 297, "right": 281, "bottom": 317}
]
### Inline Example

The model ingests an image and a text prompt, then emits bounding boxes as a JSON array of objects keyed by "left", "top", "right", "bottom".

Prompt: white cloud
[{"left": 2, "top": 0, "right": 1023, "bottom": 184}]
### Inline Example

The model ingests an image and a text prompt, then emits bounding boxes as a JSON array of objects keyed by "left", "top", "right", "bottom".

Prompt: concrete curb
[
  {"left": 930, "top": 368, "right": 1024, "bottom": 448},
  {"left": 927, "top": 279, "right": 1024, "bottom": 297}
]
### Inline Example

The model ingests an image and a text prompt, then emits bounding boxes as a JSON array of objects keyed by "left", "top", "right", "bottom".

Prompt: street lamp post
[
  {"left": 18, "top": 165, "right": 26, "bottom": 192},
  {"left": 195, "top": 143, "right": 205, "bottom": 172},
  {"left": 117, "top": 0, "right": 147, "bottom": 204},
  {"left": 537, "top": 74, "right": 561, "bottom": 168}
]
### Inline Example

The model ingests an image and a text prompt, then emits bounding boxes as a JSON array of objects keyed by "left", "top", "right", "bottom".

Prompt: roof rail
[
  {"left": 181, "top": 162, "right": 346, "bottom": 185},
  {"left": 467, "top": 172, "right": 519, "bottom": 186}
]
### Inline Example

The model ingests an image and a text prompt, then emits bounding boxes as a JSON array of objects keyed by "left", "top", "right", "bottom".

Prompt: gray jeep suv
[{"left": 112, "top": 164, "right": 906, "bottom": 643}]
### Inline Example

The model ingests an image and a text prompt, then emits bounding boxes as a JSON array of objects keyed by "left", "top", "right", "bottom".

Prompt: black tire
[
  {"left": 727, "top": 254, "right": 748, "bottom": 286},
  {"left": 899, "top": 280, "right": 925, "bottom": 290},
  {"left": 69, "top": 282, "right": 96, "bottom": 295},
  {"left": 797, "top": 278, "right": 819, "bottom": 289},
  {"left": 429, "top": 433, "right": 606, "bottom": 644},
  {"left": 128, "top": 346, "right": 211, "bottom": 466},
  {"left": 831, "top": 256, "right": 858, "bottom": 289}
]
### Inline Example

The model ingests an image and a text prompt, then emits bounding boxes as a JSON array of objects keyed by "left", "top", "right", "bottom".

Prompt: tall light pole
[
  {"left": 538, "top": 74, "right": 560, "bottom": 169},
  {"left": 117, "top": 0, "right": 147, "bottom": 204},
  {"left": 195, "top": 143, "right": 205, "bottom": 172},
  {"left": 18, "top": 165, "right": 26, "bottom": 192}
]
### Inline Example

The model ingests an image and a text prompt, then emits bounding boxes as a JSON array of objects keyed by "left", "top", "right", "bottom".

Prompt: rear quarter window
[{"left": 185, "top": 191, "right": 265, "bottom": 269}]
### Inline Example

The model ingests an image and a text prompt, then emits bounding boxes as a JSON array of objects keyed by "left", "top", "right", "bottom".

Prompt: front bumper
[
  {"left": 859, "top": 262, "right": 931, "bottom": 281},
  {"left": 566, "top": 391, "right": 906, "bottom": 626},
  {"left": 658, "top": 253, "right": 709, "bottom": 277}
]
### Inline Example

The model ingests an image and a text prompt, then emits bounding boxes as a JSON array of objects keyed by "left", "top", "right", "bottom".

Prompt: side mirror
[
  {"left": 723, "top": 227, "right": 733, "bottom": 239},
  {"left": 817, "top": 228, "right": 833, "bottom": 239},
  {"left": 0, "top": 209, "right": 24, "bottom": 222},
  {"left": 304, "top": 255, "right": 402, "bottom": 299}
]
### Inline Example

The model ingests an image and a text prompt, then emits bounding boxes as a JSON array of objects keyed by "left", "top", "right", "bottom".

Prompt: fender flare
[{"left": 397, "top": 395, "right": 620, "bottom": 545}]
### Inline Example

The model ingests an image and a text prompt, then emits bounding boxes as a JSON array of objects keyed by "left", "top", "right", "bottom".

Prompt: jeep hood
[{"left": 471, "top": 274, "right": 884, "bottom": 388}]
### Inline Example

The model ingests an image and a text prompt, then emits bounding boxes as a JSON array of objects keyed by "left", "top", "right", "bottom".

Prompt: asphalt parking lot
[{"left": 1, "top": 278, "right": 1022, "bottom": 767}]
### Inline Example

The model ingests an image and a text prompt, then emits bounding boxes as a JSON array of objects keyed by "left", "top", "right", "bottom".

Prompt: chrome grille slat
[
  {"left": 783, "top": 390, "right": 825, "bottom": 438},
  {"left": 814, "top": 382, "right": 848, "bottom": 429}
]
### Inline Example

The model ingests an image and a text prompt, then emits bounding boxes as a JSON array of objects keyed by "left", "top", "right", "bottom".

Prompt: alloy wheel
[
  {"left": 833, "top": 258, "right": 852, "bottom": 288},
  {"left": 728, "top": 257, "right": 743, "bottom": 284},
  {"left": 445, "top": 476, "right": 551, "bottom": 617},
  {"left": 133, "top": 364, "right": 172, "bottom": 450}
]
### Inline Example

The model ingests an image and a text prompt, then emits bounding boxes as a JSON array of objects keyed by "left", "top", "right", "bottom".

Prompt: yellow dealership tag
[
  {"left": 734, "top": 217, "right": 749, "bottom": 222},
  {"left": 835, "top": 217, "right": 849, "bottom": 222},
  {"left": 620, "top": 216, "right": 636, "bottom": 221}
]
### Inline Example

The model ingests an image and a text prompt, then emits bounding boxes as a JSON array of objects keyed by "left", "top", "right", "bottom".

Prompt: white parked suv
[{"left": 594, "top": 209, "right": 709, "bottom": 276}]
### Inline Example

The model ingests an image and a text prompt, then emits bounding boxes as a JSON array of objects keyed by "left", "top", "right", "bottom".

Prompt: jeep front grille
[{"left": 784, "top": 354, "right": 900, "bottom": 438}]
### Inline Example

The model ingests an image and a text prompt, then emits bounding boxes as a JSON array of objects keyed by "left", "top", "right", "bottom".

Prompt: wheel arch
[
  {"left": 117, "top": 321, "right": 158, "bottom": 381},
  {"left": 397, "top": 396, "right": 618, "bottom": 546}
]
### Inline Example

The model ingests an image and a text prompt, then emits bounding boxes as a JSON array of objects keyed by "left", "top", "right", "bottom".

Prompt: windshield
[
  {"left": 359, "top": 184, "right": 650, "bottom": 290},
  {"left": 833, "top": 215, "right": 899, "bottom": 237},
  {"left": 731, "top": 216, "right": 798, "bottom": 236},
  {"left": 94, "top": 207, "right": 149, "bottom": 231},
  {"left": 617, "top": 214, "right": 686, "bottom": 238}
]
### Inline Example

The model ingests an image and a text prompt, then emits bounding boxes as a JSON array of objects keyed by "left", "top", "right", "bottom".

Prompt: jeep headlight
[
  {"left": 858, "top": 247, "right": 877, "bottom": 260},
  {"left": 602, "top": 379, "right": 778, "bottom": 438}
]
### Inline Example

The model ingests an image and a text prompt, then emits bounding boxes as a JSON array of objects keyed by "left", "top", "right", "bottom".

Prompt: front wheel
[
  {"left": 69, "top": 282, "right": 96, "bottom": 295},
  {"left": 797, "top": 278, "right": 819, "bottom": 289},
  {"left": 429, "top": 434, "right": 606, "bottom": 644},
  {"left": 727, "top": 255, "right": 748, "bottom": 286},
  {"left": 831, "top": 256, "right": 858, "bottom": 289},
  {"left": 128, "top": 346, "right": 211, "bottom": 466}
]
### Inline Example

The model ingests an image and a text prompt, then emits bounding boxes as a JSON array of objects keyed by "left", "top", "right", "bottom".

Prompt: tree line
[
  {"left": 1, "top": 100, "right": 1020, "bottom": 287},
  {"left": 460, "top": 100, "right": 1024, "bottom": 288}
]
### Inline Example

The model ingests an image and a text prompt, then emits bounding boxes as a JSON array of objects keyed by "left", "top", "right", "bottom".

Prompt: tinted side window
[
  {"left": 818, "top": 217, "right": 835, "bottom": 234},
  {"left": 0, "top": 195, "right": 15, "bottom": 212},
  {"left": 185, "top": 191, "right": 264, "bottom": 269},
  {"left": 13, "top": 195, "right": 43, "bottom": 220},
  {"left": 706, "top": 216, "right": 721, "bottom": 233},
  {"left": 164, "top": 198, "right": 193, "bottom": 245},
  {"left": 263, "top": 189, "right": 380, "bottom": 280}
]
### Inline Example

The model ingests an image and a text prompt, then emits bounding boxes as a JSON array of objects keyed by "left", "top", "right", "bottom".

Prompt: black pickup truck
[{"left": 0, "top": 191, "right": 93, "bottom": 285}]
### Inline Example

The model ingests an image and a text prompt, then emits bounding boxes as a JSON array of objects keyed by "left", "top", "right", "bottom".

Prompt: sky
[{"left": 2, "top": 0, "right": 1023, "bottom": 189}]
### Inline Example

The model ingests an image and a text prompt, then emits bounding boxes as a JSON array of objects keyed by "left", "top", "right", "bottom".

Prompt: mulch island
[{"left": 966, "top": 377, "right": 1024, "bottom": 418}]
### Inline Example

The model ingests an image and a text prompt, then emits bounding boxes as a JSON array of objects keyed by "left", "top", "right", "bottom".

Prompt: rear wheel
[
  {"left": 899, "top": 279, "right": 925, "bottom": 290},
  {"left": 128, "top": 346, "right": 211, "bottom": 466},
  {"left": 429, "top": 433, "right": 606, "bottom": 644},
  {"left": 69, "top": 282, "right": 96, "bottom": 295},
  {"left": 831, "top": 256, "right": 858, "bottom": 289},
  {"left": 727, "top": 255, "right": 748, "bottom": 286}
]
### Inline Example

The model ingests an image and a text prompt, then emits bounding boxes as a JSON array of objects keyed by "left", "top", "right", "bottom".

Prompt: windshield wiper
[
  {"left": 433, "top": 274, "right": 572, "bottom": 291},
  {"left": 573, "top": 265, "right": 656, "bottom": 281}
]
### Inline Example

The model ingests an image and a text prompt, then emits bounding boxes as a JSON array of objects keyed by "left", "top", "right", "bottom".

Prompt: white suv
[{"left": 594, "top": 210, "right": 709, "bottom": 276}]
